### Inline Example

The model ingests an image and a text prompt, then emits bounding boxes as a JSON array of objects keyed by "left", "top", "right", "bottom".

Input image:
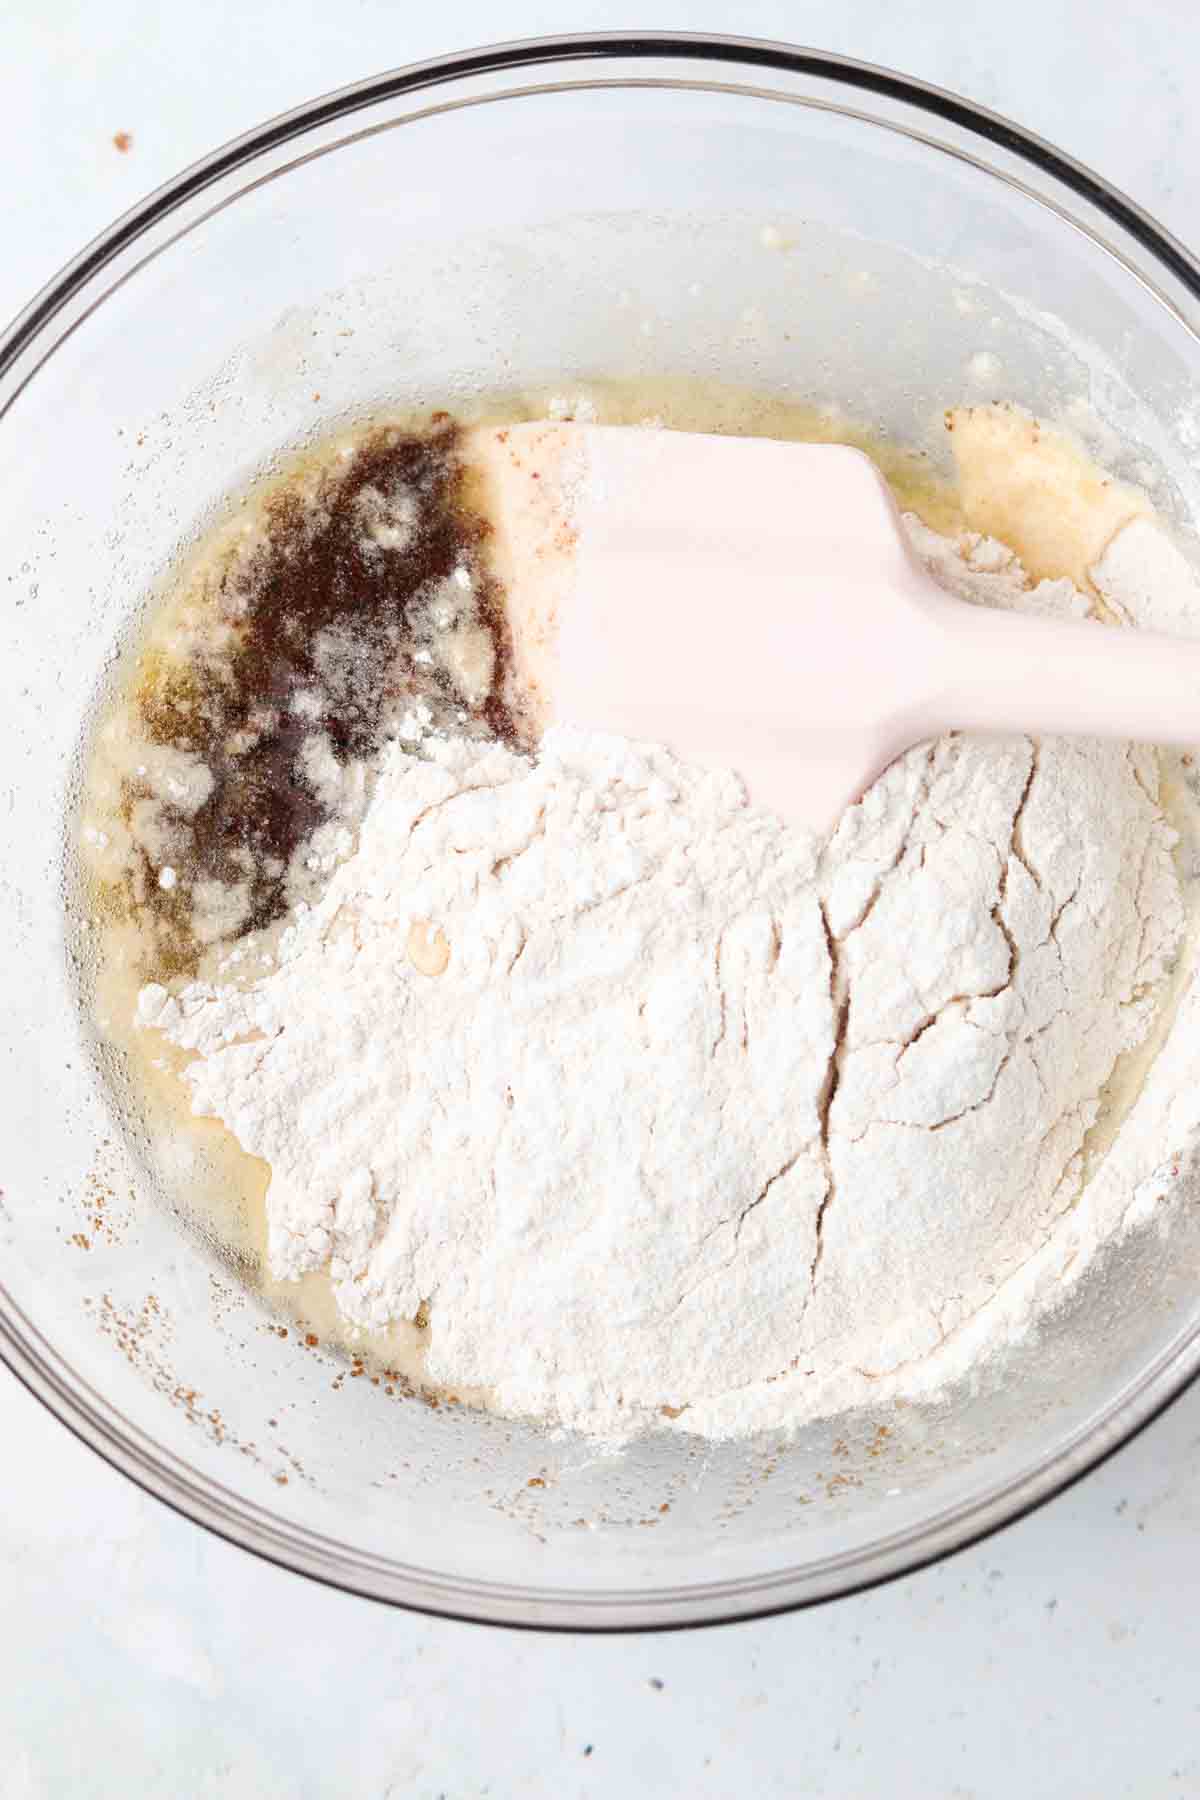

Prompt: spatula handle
[{"left": 933, "top": 596, "right": 1200, "bottom": 751}]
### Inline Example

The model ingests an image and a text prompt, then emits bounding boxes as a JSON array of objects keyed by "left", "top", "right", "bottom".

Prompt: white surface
[{"left": 5, "top": 2, "right": 1200, "bottom": 1794}]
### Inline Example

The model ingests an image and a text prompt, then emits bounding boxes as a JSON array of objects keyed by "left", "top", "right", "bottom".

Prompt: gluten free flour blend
[{"left": 103, "top": 397, "right": 1200, "bottom": 1444}]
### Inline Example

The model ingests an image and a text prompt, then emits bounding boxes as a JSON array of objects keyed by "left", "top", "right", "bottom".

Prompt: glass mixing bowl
[{"left": 5, "top": 33, "right": 1200, "bottom": 1631}]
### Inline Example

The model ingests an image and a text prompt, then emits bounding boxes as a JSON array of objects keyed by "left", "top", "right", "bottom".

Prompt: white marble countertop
[{"left": 4, "top": 3, "right": 1200, "bottom": 1794}]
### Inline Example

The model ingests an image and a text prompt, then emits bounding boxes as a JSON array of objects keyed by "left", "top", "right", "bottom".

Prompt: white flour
[{"left": 138, "top": 515, "right": 1197, "bottom": 1443}]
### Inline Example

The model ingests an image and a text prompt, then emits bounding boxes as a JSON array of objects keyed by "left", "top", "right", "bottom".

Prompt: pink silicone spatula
[{"left": 473, "top": 422, "right": 1200, "bottom": 835}]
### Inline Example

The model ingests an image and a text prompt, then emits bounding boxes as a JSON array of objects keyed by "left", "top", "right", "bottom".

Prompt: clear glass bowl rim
[{"left": 4, "top": 29, "right": 1200, "bottom": 1632}]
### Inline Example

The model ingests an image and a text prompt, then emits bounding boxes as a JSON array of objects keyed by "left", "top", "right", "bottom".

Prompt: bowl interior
[{"left": 4, "top": 46, "right": 1200, "bottom": 1627}]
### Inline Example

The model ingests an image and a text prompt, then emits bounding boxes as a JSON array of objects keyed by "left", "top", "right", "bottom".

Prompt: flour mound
[{"left": 138, "top": 519, "right": 1186, "bottom": 1442}]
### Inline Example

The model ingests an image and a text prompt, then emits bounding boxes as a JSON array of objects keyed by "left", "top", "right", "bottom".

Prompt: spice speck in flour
[{"left": 89, "top": 396, "right": 1200, "bottom": 1444}]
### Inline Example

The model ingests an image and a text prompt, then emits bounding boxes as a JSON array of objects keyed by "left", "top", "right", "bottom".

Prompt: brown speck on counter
[
  {"left": 304, "top": 1333, "right": 319, "bottom": 1347},
  {"left": 112, "top": 131, "right": 133, "bottom": 153}
]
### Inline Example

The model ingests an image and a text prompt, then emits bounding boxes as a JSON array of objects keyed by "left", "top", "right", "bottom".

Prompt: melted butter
[{"left": 947, "top": 402, "right": 1152, "bottom": 587}]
